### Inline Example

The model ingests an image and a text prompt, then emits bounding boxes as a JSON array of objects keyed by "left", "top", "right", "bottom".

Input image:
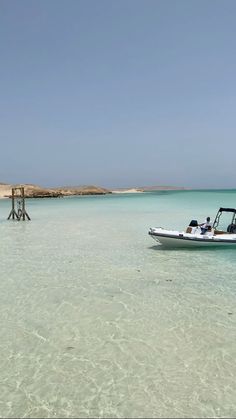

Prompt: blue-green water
[{"left": 0, "top": 190, "right": 236, "bottom": 418}]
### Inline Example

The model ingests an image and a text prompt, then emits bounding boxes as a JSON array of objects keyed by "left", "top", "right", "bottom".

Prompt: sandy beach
[
  {"left": 0, "top": 185, "right": 11, "bottom": 199},
  {"left": 111, "top": 188, "right": 144, "bottom": 193}
]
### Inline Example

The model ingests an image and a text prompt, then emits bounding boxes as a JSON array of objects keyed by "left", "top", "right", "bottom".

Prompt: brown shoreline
[
  {"left": 0, "top": 184, "right": 111, "bottom": 199},
  {"left": 0, "top": 183, "right": 188, "bottom": 199}
]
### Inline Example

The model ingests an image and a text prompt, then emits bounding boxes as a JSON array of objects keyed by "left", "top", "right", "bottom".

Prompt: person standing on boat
[{"left": 199, "top": 217, "right": 212, "bottom": 234}]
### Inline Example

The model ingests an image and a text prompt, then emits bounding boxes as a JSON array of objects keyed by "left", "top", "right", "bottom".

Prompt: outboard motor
[
  {"left": 189, "top": 220, "right": 198, "bottom": 227},
  {"left": 186, "top": 219, "right": 198, "bottom": 234}
]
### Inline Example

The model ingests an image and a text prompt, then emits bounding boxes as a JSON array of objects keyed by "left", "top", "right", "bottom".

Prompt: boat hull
[{"left": 149, "top": 229, "right": 236, "bottom": 248}]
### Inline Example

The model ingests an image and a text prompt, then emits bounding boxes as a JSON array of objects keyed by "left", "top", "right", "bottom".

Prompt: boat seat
[
  {"left": 186, "top": 226, "right": 192, "bottom": 233},
  {"left": 227, "top": 224, "right": 236, "bottom": 233}
]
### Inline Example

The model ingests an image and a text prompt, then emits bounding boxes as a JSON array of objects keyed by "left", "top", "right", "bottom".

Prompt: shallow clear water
[{"left": 0, "top": 191, "right": 236, "bottom": 418}]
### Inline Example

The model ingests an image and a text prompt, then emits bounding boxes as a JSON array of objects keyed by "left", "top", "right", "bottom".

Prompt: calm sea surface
[{"left": 0, "top": 190, "right": 236, "bottom": 418}]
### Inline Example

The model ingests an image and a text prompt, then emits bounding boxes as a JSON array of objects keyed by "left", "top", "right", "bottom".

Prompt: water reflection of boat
[{"left": 149, "top": 207, "right": 236, "bottom": 248}]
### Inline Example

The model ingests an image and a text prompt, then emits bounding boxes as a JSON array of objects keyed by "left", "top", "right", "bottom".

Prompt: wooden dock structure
[{"left": 7, "top": 187, "right": 31, "bottom": 221}]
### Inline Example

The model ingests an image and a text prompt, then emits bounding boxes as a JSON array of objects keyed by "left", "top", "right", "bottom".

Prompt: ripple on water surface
[{"left": 0, "top": 192, "right": 236, "bottom": 417}]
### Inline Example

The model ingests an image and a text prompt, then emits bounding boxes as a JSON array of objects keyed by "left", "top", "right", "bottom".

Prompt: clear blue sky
[{"left": 1, "top": 0, "right": 236, "bottom": 188}]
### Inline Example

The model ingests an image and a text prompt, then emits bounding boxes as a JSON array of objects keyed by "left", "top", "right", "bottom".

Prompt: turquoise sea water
[{"left": 0, "top": 190, "right": 236, "bottom": 418}]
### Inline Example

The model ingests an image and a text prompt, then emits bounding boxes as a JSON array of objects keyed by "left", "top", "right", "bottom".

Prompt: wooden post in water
[
  {"left": 8, "top": 188, "right": 18, "bottom": 220},
  {"left": 7, "top": 187, "right": 31, "bottom": 221}
]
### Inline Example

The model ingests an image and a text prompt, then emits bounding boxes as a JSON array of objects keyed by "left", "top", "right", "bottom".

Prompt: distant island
[
  {"left": 111, "top": 185, "right": 188, "bottom": 193},
  {"left": 0, "top": 183, "right": 188, "bottom": 199}
]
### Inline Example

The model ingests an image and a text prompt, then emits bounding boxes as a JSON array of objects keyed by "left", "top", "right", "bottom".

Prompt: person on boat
[{"left": 199, "top": 217, "right": 212, "bottom": 234}]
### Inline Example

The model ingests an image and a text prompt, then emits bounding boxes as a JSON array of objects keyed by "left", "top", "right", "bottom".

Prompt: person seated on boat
[{"left": 199, "top": 217, "right": 212, "bottom": 235}]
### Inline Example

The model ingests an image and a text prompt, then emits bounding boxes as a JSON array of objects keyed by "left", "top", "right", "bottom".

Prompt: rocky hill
[
  {"left": 0, "top": 184, "right": 111, "bottom": 198},
  {"left": 0, "top": 183, "right": 188, "bottom": 199},
  {"left": 54, "top": 185, "right": 111, "bottom": 196}
]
